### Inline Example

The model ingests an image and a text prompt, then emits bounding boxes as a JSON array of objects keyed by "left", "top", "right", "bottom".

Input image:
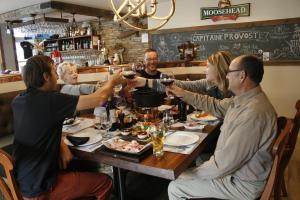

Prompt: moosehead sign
[{"left": 201, "top": 0, "right": 250, "bottom": 22}]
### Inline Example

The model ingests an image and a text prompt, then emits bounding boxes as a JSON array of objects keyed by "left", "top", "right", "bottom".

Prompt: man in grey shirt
[{"left": 166, "top": 55, "right": 277, "bottom": 200}]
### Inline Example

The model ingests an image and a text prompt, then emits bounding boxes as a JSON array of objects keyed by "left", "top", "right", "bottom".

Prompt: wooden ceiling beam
[
  {"left": 0, "top": 1, "right": 113, "bottom": 23},
  {"left": 40, "top": 1, "right": 113, "bottom": 17}
]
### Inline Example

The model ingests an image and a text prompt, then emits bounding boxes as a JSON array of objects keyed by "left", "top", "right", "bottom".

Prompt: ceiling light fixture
[{"left": 110, "top": 0, "right": 176, "bottom": 32}]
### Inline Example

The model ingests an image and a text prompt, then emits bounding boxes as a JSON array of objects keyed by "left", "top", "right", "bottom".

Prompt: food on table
[
  {"left": 185, "top": 122, "right": 198, "bottom": 127},
  {"left": 105, "top": 138, "right": 146, "bottom": 153},
  {"left": 195, "top": 112, "right": 209, "bottom": 118},
  {"left": 137, "top": 131, "right": 148, "bottom": 139}
]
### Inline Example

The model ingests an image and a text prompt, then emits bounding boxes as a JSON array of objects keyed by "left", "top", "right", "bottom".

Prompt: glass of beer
[{"left": 150, "top": 125, "right": 164, "bottom": 157}]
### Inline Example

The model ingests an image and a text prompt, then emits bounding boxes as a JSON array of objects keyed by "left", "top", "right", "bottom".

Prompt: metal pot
[{"left": 133, "top": 89, "right": 165, "bottom": 108}]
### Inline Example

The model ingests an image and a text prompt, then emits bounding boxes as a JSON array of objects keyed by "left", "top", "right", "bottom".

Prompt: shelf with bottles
[{"left": 43, "top": 35, "right": 100, "bottom": 52}]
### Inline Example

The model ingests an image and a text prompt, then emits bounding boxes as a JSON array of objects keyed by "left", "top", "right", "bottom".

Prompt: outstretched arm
[{"left": 76, "top": 72, "right": 123, "bottom": 110}]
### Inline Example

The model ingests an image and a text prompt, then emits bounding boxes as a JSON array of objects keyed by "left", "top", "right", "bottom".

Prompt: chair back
[
  {"left": 282, "top": 99, "right": 300, "bottom": 171},
  {"left": 0, "top": 149, "right": 23, "bottom": 200},
  {"left": 260, "top": 117, "right": 293, "bottom": 200}
]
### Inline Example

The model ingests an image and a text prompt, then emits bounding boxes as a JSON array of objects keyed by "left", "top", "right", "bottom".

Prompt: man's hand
[
  {"left": 127, "top": 76, "right": 146, "bottom": 88},
  {"left": 166, "top": 85, "right": 186, "bottom": 98},
  {"left": 59, "top": 137, "right": 73, "bottom": 169},
  {"left": 110, "top": 70, "right": 124, "bottom": 86}
]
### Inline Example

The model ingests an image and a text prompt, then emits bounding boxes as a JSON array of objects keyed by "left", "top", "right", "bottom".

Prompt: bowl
[{"left": 66, "top": 135, "right": 89, "bottom": 146}]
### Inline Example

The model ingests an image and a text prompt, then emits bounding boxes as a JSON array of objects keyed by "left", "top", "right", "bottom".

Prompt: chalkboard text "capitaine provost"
[
  {"left": 201, "top": 4, "right": 250, "bottom": 19},
  {"left": 192, "top": 32, "right": 260, "bottom": 42}
]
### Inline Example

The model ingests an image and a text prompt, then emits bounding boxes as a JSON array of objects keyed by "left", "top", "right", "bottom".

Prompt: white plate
[
  {"left": 158, "top": 105, "right": 173, "bottom": 111},
  {"left": 63, "top": 119, "right": 80, "bottom": 127},
  {"left": 170, "top": 122, "right": 185, "bottom": 128},
  {"left": 165, "top": 131, "right": 199, "bottom": 147},
  {"left": 190, "top": 113, "right": 218, "bottom": 122},
  {"left": 184, "top": 123, "right": 205, "bottom": 130},
  {"left": 64, "top": 128, "right": 102, "bottom": 147}
]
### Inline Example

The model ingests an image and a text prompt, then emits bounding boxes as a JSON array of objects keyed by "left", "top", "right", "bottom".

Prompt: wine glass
[
  {"left": 113, "top": 84, "right": 122, "bottom": 97},
  {"left": 115, "top": 97, "right": 127, "bottom": 112},
  {"left": 122, "top": 66, "right": 136, "bottom": 80},
  {"left": 123, "top": 65, "right": 138, "bottom": 92},
  {"left": 160, "top": 72, "right": 175, "bottom": 99}
]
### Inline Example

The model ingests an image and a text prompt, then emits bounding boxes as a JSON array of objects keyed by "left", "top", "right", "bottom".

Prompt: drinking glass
[
  {"left": 122, "top": 66, "right": 136, "bottom": 80},
  {"left": 123, "top": 65, "right": 138, "bottom": 92},
  {"left": 150, "top": 124, "right": 165, "bottom": 157},
  {"left": 113, "top": 84, "right": 123, "bottom": 97},
  {"left": 94, "top": 107, "right": 108, "bottom": 130},
  {"left": 115, "top": 97, "right": 127, "bottom": 112},
  {"left": 160, "top": 72, "right": 175, "bottom": 99}
]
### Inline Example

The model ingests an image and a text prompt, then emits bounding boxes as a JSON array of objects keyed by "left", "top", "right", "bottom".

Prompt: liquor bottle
[
  {"left": 61, "top": 41, "right": 65, "bottom": 51},
  {"left": 178, "top": 99, "right": 187, "bottom": 121}
]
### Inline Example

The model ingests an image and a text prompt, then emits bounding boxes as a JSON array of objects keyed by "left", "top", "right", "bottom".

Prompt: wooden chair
[
  {"left": 188, "top": 116, "right": 293, "bottom": 200},
  {"left": 260, "top": 117, "right": 293, "bottom": 200},
  {"left": 0, "top": 149, "right": 23, "bottom": 200},
  {"left": 273, "top": 99, "right": 300, "bottom": 200}
]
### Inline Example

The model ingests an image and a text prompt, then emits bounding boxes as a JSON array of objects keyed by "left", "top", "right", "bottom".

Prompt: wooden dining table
[{"left": 71, "top": 122, "right": 220, "bottom": 200}]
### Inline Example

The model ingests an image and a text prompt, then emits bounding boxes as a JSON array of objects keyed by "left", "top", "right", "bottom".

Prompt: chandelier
[{"left": 110, "top": 0, "right": 176, "bottom": 31}]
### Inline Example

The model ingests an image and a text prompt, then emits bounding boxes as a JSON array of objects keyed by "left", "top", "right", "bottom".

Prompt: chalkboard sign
[{"left": 151, "top": 18, "right": 300, "bottom": 63}]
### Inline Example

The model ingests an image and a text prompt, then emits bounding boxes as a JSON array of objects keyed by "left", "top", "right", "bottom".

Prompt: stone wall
[{"left": 99, "top": 19, "right": 149, "bottom": 64}]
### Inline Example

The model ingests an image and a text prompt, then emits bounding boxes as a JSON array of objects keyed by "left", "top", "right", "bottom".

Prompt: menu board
[{"left": 151, "top": 18, "right": 300, "bottom": 62}]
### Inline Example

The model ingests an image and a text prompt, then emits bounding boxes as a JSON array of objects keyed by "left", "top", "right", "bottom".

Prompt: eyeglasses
[
  {"left": 227, "top": 69, "right": 243, "bottom": 74},
  {"left": 145, "top": 58, "right": 158, "bottom": 62}
]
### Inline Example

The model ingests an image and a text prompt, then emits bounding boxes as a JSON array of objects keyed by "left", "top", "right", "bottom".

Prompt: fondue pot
[{"left": 133, "top": 89, "right": 165, "bottom": 108}]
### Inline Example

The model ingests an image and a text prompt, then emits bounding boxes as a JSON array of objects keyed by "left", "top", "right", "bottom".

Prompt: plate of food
[
  {"left": 102, "top": 137, "right": 152, "bottom": 155},
  {"left": 165, "top": 131, "right": 199, "bottom": 147},
  {"left": 64, "top": 128, "right": 102, "bottom": 147},
  {"left": 158, "top": 105, "right": 173, "bottom": 112},
  {"left": 63, "top": 118, "right": 80, "bottom": 127},
  {"left": 190, "top": 112, "right": 218, "bottom": 122},
  {"left": 184, "top": 122, "right": 205, "bottom": 130},
  {"left": 121, "top": 129, "right": 151, "bottom": 142}
]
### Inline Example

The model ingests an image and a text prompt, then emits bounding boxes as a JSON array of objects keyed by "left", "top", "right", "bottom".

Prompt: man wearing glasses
[
  {"left": 167, "top": 55, "right": 277, "bottom": 200},
  {"left": 137, "top": 48, "right": 161, "bottom": 79}
]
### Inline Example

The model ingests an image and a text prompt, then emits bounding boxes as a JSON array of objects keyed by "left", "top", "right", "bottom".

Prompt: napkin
[
  {"left": 72, "top": 141, "right": 103, "bottom": 152},
  {"left": 63, "top": 118, "right": 95, "bottom": 134}
]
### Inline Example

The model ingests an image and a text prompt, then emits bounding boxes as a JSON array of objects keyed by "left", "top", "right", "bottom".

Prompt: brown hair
[
  {"left": 207, "top": 51, "right": 234, "bottom": 93},
  {"left": 22, "top": 55, "right": 54, "bottom": 89}
]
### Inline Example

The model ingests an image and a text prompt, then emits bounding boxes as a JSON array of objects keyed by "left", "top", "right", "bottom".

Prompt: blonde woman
[
  {"left": 129, "top": 51, "right": 234, "bottom": 99},
  {"left": 57, "top": 62, "right": 97, "bottom": 95}
]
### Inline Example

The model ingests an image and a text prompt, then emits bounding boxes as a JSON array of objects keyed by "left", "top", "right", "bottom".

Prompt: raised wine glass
[
  {"left": 123, "top": 65, "right": 138, "bottom": 92},
  {"left": 160, "top": 72, "right": 175, "bottom": 99},
  {"left": 122, "top": 65, "right": 136, "bottom": 80}
]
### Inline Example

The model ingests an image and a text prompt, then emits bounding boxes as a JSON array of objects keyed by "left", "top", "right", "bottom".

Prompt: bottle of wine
[
  {"left": 178, "top": 99, "right": 187, "bottom": 122},
  {"left": 106, "top": 97, "right": 118, "bottom": 131}
]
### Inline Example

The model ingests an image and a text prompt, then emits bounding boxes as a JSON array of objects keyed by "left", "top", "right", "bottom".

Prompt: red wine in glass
[
  {"left": 122, "top": 71, "right": 136, "bottom": 79},
  {"left": 161, "top": 79, "right": 174, "bottom": 86}
]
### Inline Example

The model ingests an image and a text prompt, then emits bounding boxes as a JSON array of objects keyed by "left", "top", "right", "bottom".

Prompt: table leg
[{"left": 113, "top": 167, "right": 127, "bottom": 200}]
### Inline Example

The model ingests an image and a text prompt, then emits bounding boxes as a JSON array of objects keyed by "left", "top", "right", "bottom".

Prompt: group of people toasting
[{"left": 11, "top": 48, "right": 277, "bottom": 200}]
